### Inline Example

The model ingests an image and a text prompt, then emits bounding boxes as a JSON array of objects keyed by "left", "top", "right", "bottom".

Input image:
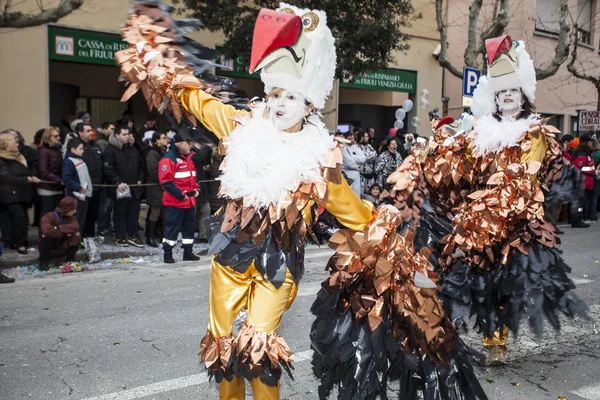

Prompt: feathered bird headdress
[
  {"left": 471, "top": 35, "right": 536, "bottom": 118},
  {"left": 249, "top": 3, "right": 337, "bottom": 110}
]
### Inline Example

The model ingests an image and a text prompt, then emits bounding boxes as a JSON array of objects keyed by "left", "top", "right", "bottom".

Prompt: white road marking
[
  {"left": 573, "top": 382, "right": 600, "bottom": 400},
  {"left": 572, "top": 278, "right": 594, "bottom": 285},
  {"left": 80, "top": 374, "right": 209, "bottom": 400},
  {"left": 80, "top": 349, "right": 314, "bottom": 400}
]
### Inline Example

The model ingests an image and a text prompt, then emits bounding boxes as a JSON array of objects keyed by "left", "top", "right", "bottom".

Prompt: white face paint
[
  {"left": 496, "top": 88, "right": 523, "bottom": 115},
  {"left": 267, "top": 89, "right": 307, "bottom": 131}
]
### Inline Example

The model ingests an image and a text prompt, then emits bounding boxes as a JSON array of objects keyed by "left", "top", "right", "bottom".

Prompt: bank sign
[
  {"left": 340, "top": 70, "right": 417, "bottom": 94},
  {"left": 580, "top": 111, "right": 600, "bottom": 132},
  {"left": 48, "top": 26, "right": 128, "bottom": 66},
  {"left": 216, "top": 48, "right": 416, "bottom": 94}
]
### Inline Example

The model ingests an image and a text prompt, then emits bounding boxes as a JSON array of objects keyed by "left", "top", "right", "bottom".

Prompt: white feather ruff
[
  {"left": 472, "top": 114, "right": 540, "bottom": 155},
  {"left": 218, "top": 104, "right": 335, "bottom": 209},
  {"left": 470, "top": 40, "right": 536, "bottom": 118},
  {"left": 260, "top": 3, "right": 336, "bottom": 110}
]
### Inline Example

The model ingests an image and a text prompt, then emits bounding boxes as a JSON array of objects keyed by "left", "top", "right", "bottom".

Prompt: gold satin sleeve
[
  {"left": 521, "top": 130, "right": 547, "bottom": 164},
  {"left": 316, "top": 178, "right": 374, "bottom": 232},
  {"left": 178, "top": 89, "right": 248, "bottom": 140},
  {"left": 301, "top": 200, "right": 315, "bottom": 226}
]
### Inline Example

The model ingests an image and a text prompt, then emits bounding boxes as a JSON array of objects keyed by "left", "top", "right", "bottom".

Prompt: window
[
  {"left": 541, "top": 113, "right": 564, "bottom": 132},
  {"left": 76, "top": 98, "right": 127, "bottom": 126},
  {"left": 576, "top": 0, "right": 592, "bottom": 45},
  {"left": 535, "top": 0, "right": 563, "bottom": 34}
]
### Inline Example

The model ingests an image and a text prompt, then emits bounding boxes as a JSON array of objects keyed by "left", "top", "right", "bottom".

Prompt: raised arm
[
  {"left": 315, "top": 177, "right": 373, "bottom": 232},
  {"left": 179, "top": 89, "right": 248, "bottom": 141}
]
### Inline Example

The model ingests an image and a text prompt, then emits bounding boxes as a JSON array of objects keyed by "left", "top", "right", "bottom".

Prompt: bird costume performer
[
  {"left": 310, "top": 35, "right": 589, "bottom": 399},
  {"left": 115, "top": 2, "right": 386, "bottom": 399}
]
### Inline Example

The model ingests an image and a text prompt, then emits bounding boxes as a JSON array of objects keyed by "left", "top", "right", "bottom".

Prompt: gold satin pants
[
  {"left": 209, "top": 258, "right": 297, "bottom": 400},
  {"left": 482, "top": 326, "right": 509, "bottom": 347}
]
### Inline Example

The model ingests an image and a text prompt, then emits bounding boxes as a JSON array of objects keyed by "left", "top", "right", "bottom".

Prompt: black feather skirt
[
  {"left": 309, "top": 212, "right": 488, "bottom": 400},
  {"left": 442, "top": 244, "right": 589, "bottom": 338},
  {"left": 310, "top": 291, "right": 489, "bottom": 400}
]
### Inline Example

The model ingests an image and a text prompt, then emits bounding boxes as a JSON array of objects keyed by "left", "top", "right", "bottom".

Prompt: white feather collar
[
  {"left": 472, "top": 114, "right": 540, "bottom": 156},
  {"left": 218, "top": 105, "right": 335, "bottom": 209}
]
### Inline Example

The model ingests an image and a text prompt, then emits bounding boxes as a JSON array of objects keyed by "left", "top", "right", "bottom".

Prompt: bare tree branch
[
  {"left": 435, "top": 0, "right": 463, "bottom": 78},
  {"left": 567, "top": 23, "right": 600, "bottom": 110},
  {"left": 535, "top": 0, "right": 570, "bottom": 80},
  {"left": 0, "top": 0, "right": 83, "bottom": 28},
  {"left": 476, "top": 0, "right": 509, "bottom": 72},
  {"left": 491, "top": 0, "right": 500, "bottom": 19},
  {"left": 463, "top": 0, "right": 482, "bottom": 67},
  {"left": 435, "top": 0, "right": 570, "bottom": 82},
  {"left": 3, "top": 0, "right": 12, "bottom": 22}
]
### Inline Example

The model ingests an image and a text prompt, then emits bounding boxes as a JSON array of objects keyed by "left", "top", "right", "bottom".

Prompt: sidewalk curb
[
  {"left": 1, "top": 244, "right": 330, "bottom": 271},
  {"left": 0, "top": 247, "right": 162, "bottom": 270}
]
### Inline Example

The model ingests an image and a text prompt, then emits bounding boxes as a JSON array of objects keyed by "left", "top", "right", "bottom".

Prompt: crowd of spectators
[
  {"left": 551, "top": 133, "right": 600, "bottom": 228},
  {"left": 312, "top": 126, "right": 421, "bottom": 244},
  {"left": 338, "top": 126, "right": 419, "bottom": 199},
  {"left": 0, "top": 111, "right": 222, "bottom": 272}
]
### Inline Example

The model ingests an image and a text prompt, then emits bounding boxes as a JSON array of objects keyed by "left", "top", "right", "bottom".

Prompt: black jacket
[
  {"left": 20, "top": 143, "right": 38, "bottom": 178},
  {"left": 37, "top": 143, "right": 63, "bottom": 192},
  {"left": 102, "top": 137, "right": 145, "bottom": 199},
  {"left": 145, "top": 146, "right": 166, "bottom": 208},
  {"left": 191, "top": 145, "right": 212, "bottom": 203},
  {"left": 132, "top": 126, "right": 147, "bottom": 151},
  {"left": 0, "top": 155, "right": 35, "bottom": 205},
  {"left": 82, "top": 140, "right": 104, "bottom": 185}
]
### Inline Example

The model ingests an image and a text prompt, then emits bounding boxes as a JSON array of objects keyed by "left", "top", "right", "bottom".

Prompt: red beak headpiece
[
  {"left": 249, "top": 9, "right": 302, "bottom": 73},
  {"left": 485, "top": 35, "right": 512, "bottom": 64}
]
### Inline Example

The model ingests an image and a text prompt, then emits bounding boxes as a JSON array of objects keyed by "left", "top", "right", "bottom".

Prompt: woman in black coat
[
  {"left": 144, "top": 132, "right": 168, "bottom": 247},
  {"left": 0, "top": 133, "right": 41, "bottom": 254},
  {"left": 37, "top": 127, "right": 64, "bottom": 217}
]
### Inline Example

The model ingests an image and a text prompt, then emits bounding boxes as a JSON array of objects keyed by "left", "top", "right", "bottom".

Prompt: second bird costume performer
[{"left": 310, "top": 35, "right": 589, "bottom": 399}]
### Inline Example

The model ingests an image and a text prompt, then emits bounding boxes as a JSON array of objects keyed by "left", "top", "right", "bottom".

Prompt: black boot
[
  {"left": 38, "top": 259, "right": 50, "bottom": 271},
  {"left": 65, "top": 245, "right": 78, "bottom": 262},
  {"left": 0, "top": 273, "right": 15, "bottom": 284},
  {"left": 163, "top": 244, "right": 175, "bottom": 264},
  {"left": 572, "top": 220, "right": 590, "bottom": 228},
  {"left": 146, "top": 221, "right": 158, "bottom": 248},
  {"left": 183, "top": 249, "right": 200, "bottom": 261},
  {"left": 164, "top": 251, "right": 175, "bottom": 264}
]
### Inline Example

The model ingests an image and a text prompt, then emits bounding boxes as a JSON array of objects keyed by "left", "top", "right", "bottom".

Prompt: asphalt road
[{"left": 1, "top": 224, "right": 599, "bottom": 400}]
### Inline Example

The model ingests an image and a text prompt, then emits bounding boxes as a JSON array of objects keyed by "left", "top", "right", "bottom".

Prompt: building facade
[
  {"left": 0, "top": 0, "right": 443, "bottom": 143},
  {"left": 443, "top": 0, "right": 599, "bottom": 135}
]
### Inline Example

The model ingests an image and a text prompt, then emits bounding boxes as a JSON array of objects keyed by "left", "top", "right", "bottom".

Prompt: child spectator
[
  {"left": 362, "top": 183, "right": 383, "bottom": 207},
  {"left": 62, "top": 139, "right": 93, "bottom": 234},
  {"left": 38, "top": 197, "right": 80, "bottom": 270}
]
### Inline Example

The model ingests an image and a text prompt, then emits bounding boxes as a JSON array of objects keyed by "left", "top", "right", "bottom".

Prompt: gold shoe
[{"left": 487, "top": 345, "right": 508, "bottom": 366}]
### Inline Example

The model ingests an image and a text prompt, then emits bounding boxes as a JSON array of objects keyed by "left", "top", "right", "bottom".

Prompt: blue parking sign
[{"left": 463, "top": 67, "right": 481, "bottom": 97}]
